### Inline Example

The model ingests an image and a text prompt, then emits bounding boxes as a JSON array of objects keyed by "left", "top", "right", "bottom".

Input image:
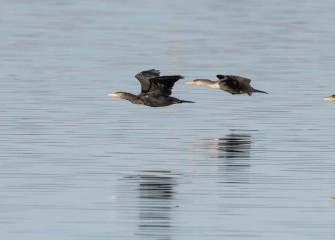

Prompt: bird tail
[
  {"left": 252, "top": 88, "right": 268, "bottom": 94},
  {"left": 179, "top": 100, "right": 195, "bottom": 104}
]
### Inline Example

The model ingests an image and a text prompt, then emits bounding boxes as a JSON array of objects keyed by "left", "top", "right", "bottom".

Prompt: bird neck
[
  {"left": 121, "top": 93, "right": 142, "bottom": 104},
  {"left": 196, "top": 80, "right": 220, "bottom": 89}
]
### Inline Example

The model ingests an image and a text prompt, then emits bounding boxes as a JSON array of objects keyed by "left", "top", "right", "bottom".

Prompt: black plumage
[
  {"left": 216, "top": 75, "right": 268, "bottom": 96},
  {"left": 186, "top": 75, "right": 268, "bottom": 96},
  {"left": 109, "top": 69, "right": 194, "bottom": 107}
]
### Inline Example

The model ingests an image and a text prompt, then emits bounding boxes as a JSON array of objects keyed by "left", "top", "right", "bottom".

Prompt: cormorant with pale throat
[{"left": 186, "top": 75, "right": 268, "bottom": 96}]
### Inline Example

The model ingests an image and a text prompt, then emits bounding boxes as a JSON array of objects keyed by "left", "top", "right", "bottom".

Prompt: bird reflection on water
[
  {"left": 192, "top": 132, "right": 252, "bottom": 185},
  {"left": 215, "top": 133, "right": 251, "bottom": 160},
  {"left": 128, "top": 171, "right": 178, "bottom": 240}
]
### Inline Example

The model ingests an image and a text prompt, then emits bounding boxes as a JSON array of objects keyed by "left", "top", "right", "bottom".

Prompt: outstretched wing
[
  {"left": 135, "top": 69, "right": 161, "bottom": 94},
  {"left": 217, "top": 74, "right": 251, "bottom": 83},
  {"left": 135, "top": 69, "right": 183, "bottom": 96},
  {"left": 218, "top": 75, "right": 253, "bottom": 95},
  {"left": 229, "top": 76, "right": 253, "bottom": 95},
  {"left": 150, "top": 75, "right": 184, "bottom": 96}
]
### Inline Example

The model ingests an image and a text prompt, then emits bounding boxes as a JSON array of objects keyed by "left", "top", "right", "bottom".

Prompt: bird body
[
  {"left": 142, "top": 95, "right": 193, "bottom": 107},
  {"left": 109, "top": 69, "right": 194, "bottom": 107},
  {"left": 186, "top": 75, "right": 268, "bottom": 96}
]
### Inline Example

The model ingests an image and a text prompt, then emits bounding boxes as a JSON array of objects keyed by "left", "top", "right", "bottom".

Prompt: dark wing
[
  {"left": 216, "top": 75, "right": 225, "bottom": 80},
  {"left": 217, "top": 74, "right": 251, "bottom": 83},
  {"left": 136, "top": 69, "right": 183, "bottom": 96},
  {"left": 219, "top": 75, "right": 253, "bottom": 95},
  {"left": 230, "top": 76, "right": 253, "bottom": 95},
  {"left": 229, "top": 75, "right": 251, "bottom": 84},
  {"left": 135, "top": 69, "right": 161, "bottom": 94},
  {"left": 149, "top": 75, "right": 184, "bottom": 96}
]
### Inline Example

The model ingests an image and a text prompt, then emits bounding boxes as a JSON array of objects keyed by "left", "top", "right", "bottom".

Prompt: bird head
[
  {"left": 324, "top": 95, "right": 335, "bottom": 101},
  {"left": 185, "top": 80, "right": 197, "bottom": 85},
  {"left": 108, "top": 92, "right": 124, "bottom": 98}
]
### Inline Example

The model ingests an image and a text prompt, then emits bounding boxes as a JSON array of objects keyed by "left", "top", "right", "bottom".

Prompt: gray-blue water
[{"left": 1, "top": 1, "right": 335, "bottom": 239}]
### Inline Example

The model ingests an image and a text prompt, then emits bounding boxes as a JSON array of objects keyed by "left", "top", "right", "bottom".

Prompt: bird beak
[
  {"left": 324, "top": 97, "right": 335, "bottom": 101},
  {"left": 323, "top": 96, "right": 335, "bottom": 101},
  {"left": 185, "top": 80, "right": 196, "bottom": 85},
  {"left": 108, "top": 93, "right": 121, "bottom": 98}
]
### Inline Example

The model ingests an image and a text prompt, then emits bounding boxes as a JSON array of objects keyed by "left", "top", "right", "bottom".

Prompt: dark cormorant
[
  {"left": 186, "top": 75, "right": 268, "bottom": 96},
  {"left": 109, "top": 69, "right": 194, "bottom": 107},
  {"left": 324, "top": 95, "right": 335, "bottom": 101}
]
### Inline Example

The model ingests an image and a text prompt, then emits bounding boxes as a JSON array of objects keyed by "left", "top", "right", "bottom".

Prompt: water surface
[{"left": 1, "top": 1, "right": 335, "bottom": 239}]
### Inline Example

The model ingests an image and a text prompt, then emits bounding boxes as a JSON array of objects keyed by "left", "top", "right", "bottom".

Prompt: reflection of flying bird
[
  {"left": 186, "top": 75, "right": 268, "bottom": 96},
  {"left": 131, "top": 171, "right": 177, "bottom": 239},
  {"left": 138, "top": 172, "right": 175, "bottom": 200},
  {"left": 216, "top": 134, "right": 251, "bottom": 159},
  {"left": 109, "top": 69, "right": 194, "bottom": 107},
  {"left": 324, "top": 95, "right": 335, "bottom": 101},
  {"left": 211, "top": 134, "right": 252, "bottom": 184}
]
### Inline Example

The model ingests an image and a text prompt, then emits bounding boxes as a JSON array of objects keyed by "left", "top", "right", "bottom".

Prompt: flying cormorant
[
  {"left": 109, "top": 69, "right": 194, "bottom": 107},
  {"left": 186, "top": 75, "right": 268, "bottom": 96}
]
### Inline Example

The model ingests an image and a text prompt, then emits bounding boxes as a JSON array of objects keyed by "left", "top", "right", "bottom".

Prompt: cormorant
[
  {"left": 109, "top": 69, "right": 194, "bottom": 107},
  {"left": 186, "top": 75, "right": 268, "bottom": 96},
  {"left": 324, "top": 95, "right": 335, "bottom": 101}
]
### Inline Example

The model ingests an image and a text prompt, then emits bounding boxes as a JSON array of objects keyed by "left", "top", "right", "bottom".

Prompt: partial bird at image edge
[{"left": 324, "top": 95, "right": 335, "bottom": 101}]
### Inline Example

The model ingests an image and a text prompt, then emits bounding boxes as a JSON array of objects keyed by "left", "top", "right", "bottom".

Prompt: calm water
[{"left": 1, "top": 0, "right": 335, "bottom": 239}]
